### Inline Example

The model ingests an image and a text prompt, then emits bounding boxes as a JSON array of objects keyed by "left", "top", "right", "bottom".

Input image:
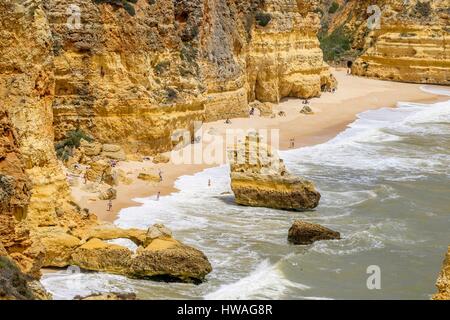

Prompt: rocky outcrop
[
  {"left": 433, "top": 246, "right": 450, "bottom": 300},
  {"left": 0, "top": 251, "right": 51, "bottom": 300},
  {"left": 51, "top": 223, "right": 212, "bottom": 282},
  {"left": 288, "top": 220, "right": 340, "bottom": 245},
  {"left": 229, "top": 135, "right": 321, "bottom": 210}
]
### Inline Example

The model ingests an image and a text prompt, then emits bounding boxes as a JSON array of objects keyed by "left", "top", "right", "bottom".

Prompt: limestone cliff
[
  {"left": 0, "top": 105, "right": 50, "bottom": 299},
  {"left": 318, "top": 0, "right": 449, "bottom": 85},
  {"left": 247, "top": 0, "right": 335, "bottom": 103},
  {"left": 0, "top": 0, "right": 73, "bottom": 229},
  {"left": 45, "top": 0, "right": 334, "bottom": 152}
]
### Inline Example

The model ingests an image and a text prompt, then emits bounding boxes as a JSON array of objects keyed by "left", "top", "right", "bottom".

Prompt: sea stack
[{"left": 229, "top": 135, "right": 321, "bottom": 211}]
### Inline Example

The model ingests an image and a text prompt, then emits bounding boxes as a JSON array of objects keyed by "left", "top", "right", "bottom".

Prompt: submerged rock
[
  {"left": 229, "top": 135, "right": 321, "bottom": 211},
  {"left": 288, "top": 220, "right": 341, "bottom": 245},
  {"left": 433, "top": 246, "right": 450, "bottom": 300}
]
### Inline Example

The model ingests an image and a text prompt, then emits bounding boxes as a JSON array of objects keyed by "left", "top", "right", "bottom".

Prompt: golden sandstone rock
[
  {"left": 230, "top": 135, "right": 321, "bottom": 211},
  {"left": 320, "top": 0, "right": 449, "bottom": 85},
  {"left": 433, "top": 246, "right": 450, "bottom": 300}
]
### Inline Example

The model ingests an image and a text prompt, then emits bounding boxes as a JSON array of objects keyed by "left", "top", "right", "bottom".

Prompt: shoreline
[{"left": 71, "top": 70, "right": 449, "bottom": 223}]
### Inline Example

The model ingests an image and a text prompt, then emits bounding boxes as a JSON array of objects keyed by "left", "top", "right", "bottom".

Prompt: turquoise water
[{"left": 42, "top": 90, "right": 450, "bottom": 300}]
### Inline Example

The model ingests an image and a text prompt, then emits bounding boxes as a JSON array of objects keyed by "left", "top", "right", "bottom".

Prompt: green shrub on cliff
[
  {"left": 319, "top": 25, "right": 352, "bottom": 62},
  {"left": 414, "top": 1, "right": 431, "bottom": 17},
  {"left": 328, "top": 2, "right": 339, "bottom": 14},
  {"left": 93, "top": 0, "right": 138, "bottom": 16},
  {"left": 255, "top": 12, "right": 271, "bottom": 27},
  {"left": 55, "top": 129, "right": 93, "bottom": 162}
]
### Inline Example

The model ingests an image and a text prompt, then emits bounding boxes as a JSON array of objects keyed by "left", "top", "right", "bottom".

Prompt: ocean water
[{"left": 42, "top": 88, "right": 450, "bottom": 300}]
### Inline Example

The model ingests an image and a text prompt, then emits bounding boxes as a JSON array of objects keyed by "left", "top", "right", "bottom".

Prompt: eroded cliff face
[
  {"left": 433, "top": 246, "right": 450, "bottom": 300},
  {"left": 0, "top": 0, "right": 74, "bottom": 229},
  {"left": 45, "top": 0, "right": 334, "bottom": 152},
  {"left": 318, "top": 0, "right": 449, "bottom": 84},
  {"left": 247, "top": 0, "right": 335, "bottom": 103},
  {"left": 352, "top": 0, "right": 450, "bottom": 84}
]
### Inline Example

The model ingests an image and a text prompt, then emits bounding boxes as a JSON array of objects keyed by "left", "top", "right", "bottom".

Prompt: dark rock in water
[{"left": 288, "top": 220, "right": 340, "bottom": 245}]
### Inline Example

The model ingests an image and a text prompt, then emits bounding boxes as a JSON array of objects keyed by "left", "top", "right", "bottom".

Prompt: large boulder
[
  {"left": 433, "top": 246, "right": 450, "bottom": 300},
  {"left": 288, "top": 220, "right": 341, "bottom": 245},
  {"left": 152, "top": 153, "right": 170, "bottom": 164},
  {"left": 130, "top": 238, "right": 212, "bottom": 283},
  {"left": 230, "top": 135, "right": 321, "bottom": 211},
  {"left": 85, "top": 160, "right": 111, "bottom": 183},
  {"left": 137, "top": 172, "right": 161, "bottom": 183},
  {"left": 71, "top": 238, "right": 132, "bottom": 274},
  {"left": 80, "top": 139, "right": 102, "bottom": 157},
  {"left": 101, "top": 144, "right": 126, "bottom": 161},
  {"left": 98, "top": 187, "right": 117, "bottom": 200}
]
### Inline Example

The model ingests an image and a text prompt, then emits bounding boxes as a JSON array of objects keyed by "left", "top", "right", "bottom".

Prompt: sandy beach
[{"left": 71, "top": 69, "right": 446, "bottom": 222}]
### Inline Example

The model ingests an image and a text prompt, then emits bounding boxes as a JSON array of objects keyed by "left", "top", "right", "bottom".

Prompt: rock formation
[
  {"left": 288, "top": 220, "right": 340, "bottom": 245},
  {"left": 318, "top": 0, "right": 449, "bottom": 85},
  {"left": 246, "top": 0, "right": 336, "bottom": 103},
  {"left": 433, "top": 246, "right": 450, "bottom": 300},
  {"left": 229, "top": 135, "right": 321, "bottom": 210},
  {"left": 68, "top": 224, "right": 212, "bottom": 282}
]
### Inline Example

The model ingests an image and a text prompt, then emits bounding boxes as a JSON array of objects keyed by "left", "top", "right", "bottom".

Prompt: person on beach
[
  {"left": 208, "top": 179, "right": 211, "bottom": 187},
  {"left": 347, "top": 60, "right": 353, "bottom": 74},
  {"left": 107, "top": 200, "right": 112, "bottom": 212},
  {"left": 290, "top": 138, "right": 295, "bottom": 149},
  {"left": 156, "top": 191, "right": 161, "bottom": 201},
  {"left": 249, "top": 107, "right": 255, "bottom": 116},
  {"left": 225, "top": 118, "right": 231, "bottom": 124},
  {"left": 158, "top": 169, "right": 163, "bottom": 182}
]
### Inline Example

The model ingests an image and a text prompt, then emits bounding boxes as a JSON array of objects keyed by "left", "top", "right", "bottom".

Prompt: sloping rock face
[
  {"left": 318, "top": 0, "right": 449, "bottom": 84},
  {"left": 229, "top": 135, "right": 321, "bottom": 210},
  {"left": 45, "top": 0, "right": 334, "bottom": 151},
  {"left": 433, "top": 246, "right": 450, "bottom": 300},
  {"left": 288, "top": 220, "right": 340, "bottom": 245}
]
